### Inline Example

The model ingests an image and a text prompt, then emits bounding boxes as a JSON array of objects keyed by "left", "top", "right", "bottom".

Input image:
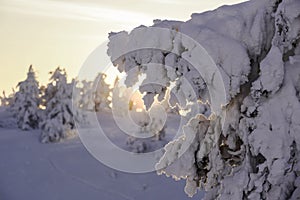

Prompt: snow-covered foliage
[
  {"left": 159, "top": 88, "right": 179, "bottom": 114},
  {"left": 94, "top": 73, "right": 111, "bottom": 111},
  {"left": 107, "top": 0, "right": 300, "bottom": 199},
  {"left": 0, "top": 90, "right": 15, "bottom": 107},
  {"left": 76, "top": 73, "right": 111, "bottom": 112},
  {"left": 111, "top": 81, "right": 167, "bottom": 153},
  {"left": 10, "top": 65, "right": 40, "bottom": 130},
  {"left": 78, "top": 80, "right": 95, "bottom": 111},
  {"left": 112, "top": 84, "right": 133, "bottom": 117},
  {"left": 40, "top": 68, "right": 84, "bottom": 143},
  {"left": 126, "top": 104, "right": 167, "bottom": 153}
]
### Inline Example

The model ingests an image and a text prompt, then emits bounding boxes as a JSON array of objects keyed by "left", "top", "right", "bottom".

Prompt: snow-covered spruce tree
[
  {"left": 40, "top": 67, "right": 83, "bottom": 143},
  {"left": 107, "top": 0, "right": 300, "bottom": 199},
  {"left": 10, "top": 65, "right": 40, "bottom": 130},
  {"left": 93, "top": 73, "right": 111, "bottom": 111}
]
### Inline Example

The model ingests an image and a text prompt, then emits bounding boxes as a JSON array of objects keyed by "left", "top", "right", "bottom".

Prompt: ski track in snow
[{"left": 47, "top": 157, "right": 134, "bottom": 200}]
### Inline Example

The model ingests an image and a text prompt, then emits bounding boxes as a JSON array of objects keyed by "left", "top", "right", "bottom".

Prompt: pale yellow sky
[{"left": 0, "top": 0, "right": 246, "bottom": 93}]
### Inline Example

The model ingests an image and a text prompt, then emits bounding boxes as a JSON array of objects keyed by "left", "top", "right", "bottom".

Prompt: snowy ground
[{"left": 0, "top": 109, "right": 204, "bottom": 200}]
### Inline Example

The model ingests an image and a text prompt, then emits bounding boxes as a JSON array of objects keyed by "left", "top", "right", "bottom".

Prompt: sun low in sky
[{"left": 0, "top": 0, "right": 246, "bottom": 93}]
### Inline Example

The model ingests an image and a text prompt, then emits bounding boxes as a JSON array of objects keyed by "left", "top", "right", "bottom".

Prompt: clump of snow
[{"left": 251, "top": 46, "right": 284, "bottom": 97}]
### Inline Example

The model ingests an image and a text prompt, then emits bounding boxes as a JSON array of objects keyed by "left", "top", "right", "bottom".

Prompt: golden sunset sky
[{"left": 0, "top": 0, "right": 246, "bottom": 93}]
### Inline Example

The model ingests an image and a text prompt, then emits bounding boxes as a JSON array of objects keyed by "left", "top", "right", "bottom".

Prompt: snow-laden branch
[{"left": 107, "top": 0, "right": 300, "bottom": 199}]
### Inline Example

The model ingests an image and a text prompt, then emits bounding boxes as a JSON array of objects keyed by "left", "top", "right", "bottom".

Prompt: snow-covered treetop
[
  {"left": 49, "top": 67, "right": 67, "bottom": 86},
  {"left": 16, "top": 65, "right": 39, "bottom": 96}
]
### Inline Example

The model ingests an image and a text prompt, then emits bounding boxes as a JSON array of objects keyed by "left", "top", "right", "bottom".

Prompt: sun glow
[{"left": 129, "top": 90, "right": 145, "bottom": 112}]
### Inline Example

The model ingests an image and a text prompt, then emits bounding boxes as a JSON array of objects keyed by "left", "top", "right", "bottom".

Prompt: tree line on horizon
[
  {"left": 0, "top": 65, "right": 174, "bottom": 153},
  {"left": 0, "top": 65, "right": 112, "bottom": 142}
]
